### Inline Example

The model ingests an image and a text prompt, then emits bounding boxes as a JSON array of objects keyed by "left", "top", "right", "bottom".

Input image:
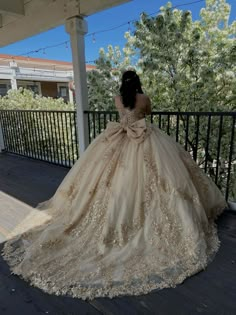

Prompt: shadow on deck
[{"left": 0, "top": 153, "right": 236, "bottom": 315}]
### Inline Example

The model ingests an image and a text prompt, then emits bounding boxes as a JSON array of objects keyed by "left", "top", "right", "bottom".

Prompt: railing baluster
[
  {"left": 57, "top": 112, "right": 63, "bottom": 165},
  {"left": 98, "top": 112, "right": 101, "bottom": 133},
  {"left": 7, "top": 111, "right": 14, "bottom": 153},
  {"left": 104, "top": 113, "right": 107, "bottom": 129},
  {"left": 40, "top": 111, "right": 46, "bottom": 160},
  {"left": 215, "top": 115, "right": 223, "bottom": 185},
  {"left": 45, "top": 111, "right": 52, "bottom": 161},
  {"left": 1, "top": 111, "right": 9, "bottom": 151},
  {"left": 48, "top": 111, "right": 55, "bottom": 163},
  {"left": 23, "top": 111, "right": 31, "bottom": 156},
  {"left": 53, "top": 111, "right": 59, "bottom": 164},
  {"left": 185, "top": 114, "right": 189, "bottom": 151},
  {"left": 31, "top": 111, "right": 37, "bottom": 158},
  {"left": 225, "top": 115, "right": 235, "bottom": 201},
  {"left": 193, "top": 115, "right": 200, "bottom": 162},
  {"left": 167, "top": 114, "right": 170, "bottom": 135},
  {"left": 32, "top": 111, "right": 39, "bottom": 159},
  {"left": 28, "top": 111, "right": 36, "bottom": 158},
  {"left": 60, "top": 112, "right": 66, "bottom": 165},
  {"left": 204, "top": 114, "right": 212, "bottom": 173},
  {"left": 37, "top": 111, "right": 46, "bottom": 161},
  {"left": 9, "top": 111, "right": 17, "bottom": 153},
  {"left": 19, "top": 111, "right": 26, "bottom": 156},
  {"left": 88, "top": 112, "right": 91, "bottom": 144},
  {"left": 74, "top": 111, "right": 79, "bottom": 159},
  {"left": 159, "top": 114, "right": 162, "bottom": 129},
  {"left": 176, "top": 113, "right": 179, "bottom": 143},
  {"left": 64, "top": 113, "right": 70, "bottom": 167},
  {"left": 151, "top": 113, "right": 153, "bottom": 124},
  {"left": 93, "top": 112, "right": 96, "bottom": 140},
  {"left": 69, "top": 111, "right": 75, "bottom": 165},
  {"left": 8, "top": 111, "right": 13, "bottom": 151},
  {"left": 0, "top": 112, "right": 7, "bottom": 151},
  {"left": 14, "top": 111, "right": 20, "bottom": 154}
]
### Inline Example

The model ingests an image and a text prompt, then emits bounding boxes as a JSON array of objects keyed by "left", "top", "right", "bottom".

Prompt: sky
[{"left": 0, "top": 0, "right": 235, "bottom": 64}]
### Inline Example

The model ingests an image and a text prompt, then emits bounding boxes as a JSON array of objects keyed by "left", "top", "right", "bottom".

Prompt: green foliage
[
  {"left": 134, "top": 0, "right": 236, "bottom": 112},
  {"left": 0, "top": 88, "right": 74, "bottom": 110}
]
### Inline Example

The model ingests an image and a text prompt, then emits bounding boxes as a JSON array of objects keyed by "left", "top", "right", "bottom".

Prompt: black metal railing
[
  {"left": 0, "top": 110, "right": 235, "bottom": 201},
  {"left": 0, "top": 110, "right": 78, "bottom": 167}
]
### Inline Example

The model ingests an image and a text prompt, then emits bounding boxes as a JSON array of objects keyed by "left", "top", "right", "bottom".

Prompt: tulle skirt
[{"left": 2, "top": 122, "right": 226, "bottom": 300}]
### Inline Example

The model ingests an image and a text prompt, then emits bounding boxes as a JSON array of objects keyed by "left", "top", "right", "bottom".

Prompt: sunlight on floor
[{"left": 0, "top": 191, "right": 51, "bottom": 243}]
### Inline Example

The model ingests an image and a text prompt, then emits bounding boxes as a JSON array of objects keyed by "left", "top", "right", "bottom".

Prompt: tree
[{"left": 130, "top": 0, "right": 235, "bottom": 112}]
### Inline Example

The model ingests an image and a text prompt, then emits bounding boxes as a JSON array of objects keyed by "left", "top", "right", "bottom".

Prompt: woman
[{"left": 2, "top": 70, "right": 226, "bottom": 300}]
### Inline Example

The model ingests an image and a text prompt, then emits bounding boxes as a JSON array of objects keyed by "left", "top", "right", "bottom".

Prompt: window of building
[
  {"left": 0, "top": 84, "right": 8, "bottom": 96},
  {"left": 26, "top": 84, "right": 39, "bottom": 94},
  {"left": 59, "top": 86, "right": 68, "bottom": 97},
  {"left": 58, "top": 85, "right": 69, "bottom": 102}
]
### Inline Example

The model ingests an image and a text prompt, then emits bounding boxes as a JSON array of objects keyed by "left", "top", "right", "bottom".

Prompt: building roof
[{"left": 0, "top": 54, "right": 96, "bottom": 71}]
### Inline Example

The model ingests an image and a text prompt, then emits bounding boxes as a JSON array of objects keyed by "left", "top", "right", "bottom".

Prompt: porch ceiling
[{"left": 0, "top": 0, "right": 130, "bottom": 47}]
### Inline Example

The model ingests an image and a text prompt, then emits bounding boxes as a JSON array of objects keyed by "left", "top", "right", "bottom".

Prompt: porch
[{"left": 0, "top": 153, "right": 236, "bottom": 314}]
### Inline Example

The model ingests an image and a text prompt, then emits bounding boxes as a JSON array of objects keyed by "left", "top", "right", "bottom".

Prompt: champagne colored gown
[{"left": 2, "top": 98, "right": 226, "bottom": 300}]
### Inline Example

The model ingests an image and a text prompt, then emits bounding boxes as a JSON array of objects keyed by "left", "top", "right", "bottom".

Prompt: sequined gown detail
[{"left": 2, "top": 105, "right": 226, "bottom": 300}]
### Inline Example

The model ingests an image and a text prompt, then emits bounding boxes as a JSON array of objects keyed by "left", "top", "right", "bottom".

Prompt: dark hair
[{"left": 119, "top": 70, "right": 143, "bottom": 110}]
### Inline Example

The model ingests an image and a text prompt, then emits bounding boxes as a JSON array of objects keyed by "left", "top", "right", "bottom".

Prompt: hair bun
[{"left": 124, "top": 73, "right": 137, "bottom": 82}]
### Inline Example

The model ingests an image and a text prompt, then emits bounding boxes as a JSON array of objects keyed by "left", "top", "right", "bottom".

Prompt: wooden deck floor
[{"left": 0, "top": 153, "right": 236, "bottom": 315}]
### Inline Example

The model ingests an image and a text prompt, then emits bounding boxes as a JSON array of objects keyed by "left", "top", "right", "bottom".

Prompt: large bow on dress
[{"left": 105, "top": 118, "right": 148, "bottom": 144}]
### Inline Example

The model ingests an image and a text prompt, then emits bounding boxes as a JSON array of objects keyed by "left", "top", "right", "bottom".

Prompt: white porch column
[
  {"left": 0, "top": 121, "right": 5, "bottom": 153},
  {"left": 10, "top": 77, "right": 17, "bottom": 90},
  {"left": 10, "top": 61, "right": 18, "bottom": 90},
  {"left": 37, "top": 82, "right": 42, "bottom": 96},
  {"left": 68, "top": 83, "right": 74, "bottom": 104},
  {"left": 66, "top": 16, "right": 89, "bottom": 154}
]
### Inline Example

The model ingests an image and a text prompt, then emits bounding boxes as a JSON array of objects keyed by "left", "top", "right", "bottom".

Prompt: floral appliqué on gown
[{"left": 2, "top": 105, "right": 227, "bottom": 300}]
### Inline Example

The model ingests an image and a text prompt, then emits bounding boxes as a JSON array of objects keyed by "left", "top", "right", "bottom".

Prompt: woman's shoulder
[
  {"left": 137, "top": 93, "right": 150, "bottom": 100},
  {"left": 136, "top": 94, "right": 151, "bottom": 105},
  {"left": 114, "top": 95, "right": 122, "bottom": 102}
]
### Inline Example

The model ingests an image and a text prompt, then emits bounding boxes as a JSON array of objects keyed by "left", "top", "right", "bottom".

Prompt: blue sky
[{"left": 0, "top": 0, "right": 235, "bottom": 64}]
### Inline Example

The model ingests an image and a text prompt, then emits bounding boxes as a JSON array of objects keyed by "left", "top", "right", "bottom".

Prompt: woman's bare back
[{"left": 115, "top": 93, "right": 151, "bottom": 115}]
